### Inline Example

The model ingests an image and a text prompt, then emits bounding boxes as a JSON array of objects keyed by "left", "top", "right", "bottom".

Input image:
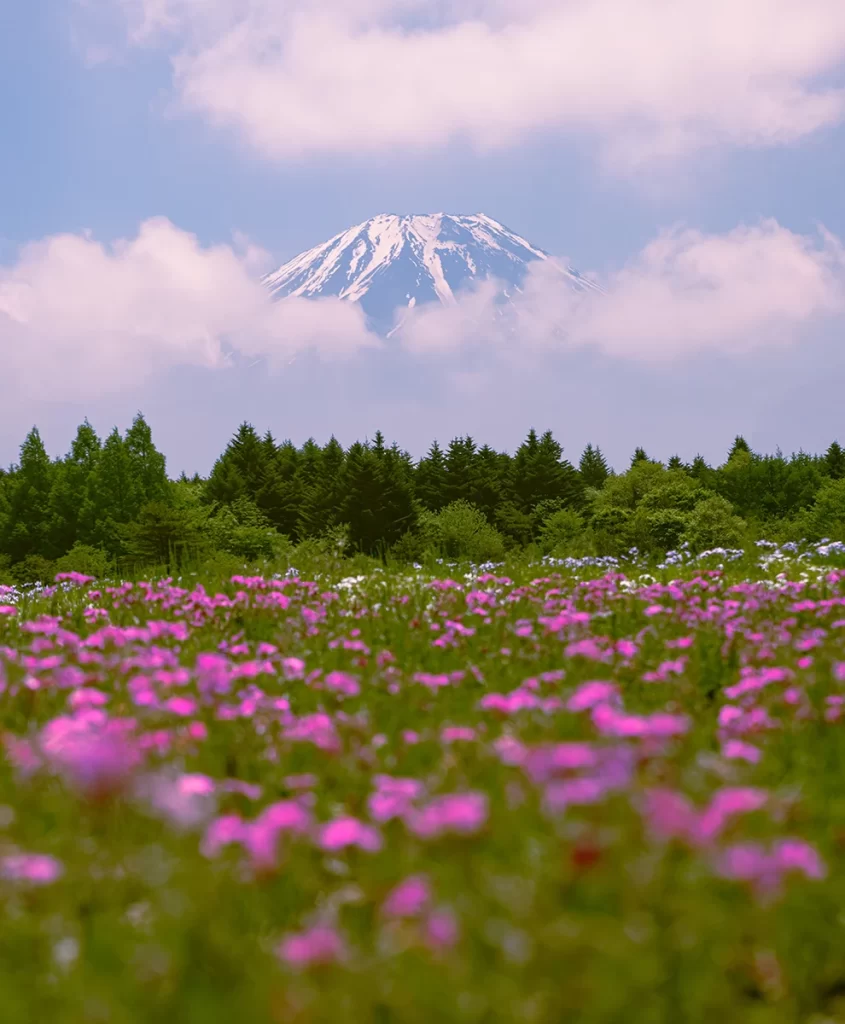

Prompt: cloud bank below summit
[
  {"left": 1, "top": 216, "right": 844, "bottom": 411},
  {"left": 82, "top": 0, "right": 845, "bottom": 168}
]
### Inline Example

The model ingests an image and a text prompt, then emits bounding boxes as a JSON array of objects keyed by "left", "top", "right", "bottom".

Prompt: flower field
[{"left": 2, "top": 548, "right": 845, "bottom": 1022}]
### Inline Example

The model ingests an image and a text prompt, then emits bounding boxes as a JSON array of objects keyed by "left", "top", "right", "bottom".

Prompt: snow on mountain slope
[{"left": 263, "top": 213, "right": 599, "bottom": 334}]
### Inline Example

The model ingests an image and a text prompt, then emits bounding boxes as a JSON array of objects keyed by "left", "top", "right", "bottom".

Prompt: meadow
[{"left": 2, "top": 542, "right": 845, "bottom": 1022}]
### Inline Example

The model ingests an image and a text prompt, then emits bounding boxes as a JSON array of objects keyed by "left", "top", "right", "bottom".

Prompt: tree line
[{"left": 2, "top": 415, "right": 845, "bottom": 584}]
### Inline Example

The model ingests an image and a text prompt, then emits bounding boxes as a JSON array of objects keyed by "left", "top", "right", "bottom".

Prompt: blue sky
[{"left": 3, "top": 0, "right": 845, "bottom": 474}]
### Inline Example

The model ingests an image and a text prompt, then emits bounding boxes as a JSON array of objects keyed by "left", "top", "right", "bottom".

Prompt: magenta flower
[
  {"left": 425, "top": 908, "right": 460, "bottom": 950},
  {"left": 382, "top": 874, "right": 431, "bottom": 918},
  {"left": 567, "top": 681, "right": 619, "bottom": 712},
  {"left": 0, "top": 853, "right": 63, "bottom": 885},
  {"left": 323, "top": 671, "right": 360, "bottom": 697},
  {"left": 407, "top": 793, "right": 488, "bottom": 839},
  {"left": 39, "top": 715, "right": 142, "bottom": 800},
  {"left": 318, "top": 817, "right": 382, "bottom": 853},
  {"left": 277, "top": 925, "right": 346, "bottom": 968}
]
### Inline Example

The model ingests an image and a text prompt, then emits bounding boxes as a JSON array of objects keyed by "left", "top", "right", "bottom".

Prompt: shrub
[
  {"left": 804, "top": 478, "right": 845, "bottom": 541},
  {"left": 538, "top": 509, "right": 585, "bottom": 555},
  {"left": 421, "top": 501, "right": 506, "bottom": 563},
  {"left": 55, "top": 543, "right": 111, "bottom": 579},
  {"left": 683, "top": 495, "right": 747, "bottom": 552}
]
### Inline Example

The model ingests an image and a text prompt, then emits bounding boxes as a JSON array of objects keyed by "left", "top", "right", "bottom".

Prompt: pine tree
[
  {"left": 48, "top": 420, "right": 101, "bottom": 556},
  {"left": 340, "top": 443, "right": 417, "bottom": 555},
  {"left": 579, "top": 443, "right": 610, "bottom": 490},
  {"left": 667, "top": 454, "right": 685, "bottom": 472},
  {"left": 256, "top": 439, "right": 302, "bottom": 538},
  {"left": 372, "top": 430, "right": 387, "bottom": 459},
  {"left": 513, "top": 429, "right": 584, "bottom": 511},
  {"left": 85, "top": 428, "right": 141, "bottom": 554},
  {"left": 473, "top": 444, "right": 507, "bottom": 521},
  {"left": 125, "top": 413, "right": 169, "bottom": 506},
  {"left": 206, "top": 423, "right": 268, "bottom": 506},
  {"left": 630, "top": 447, "right": 650, "bottom": 468},
  {"left": 1, "top": 428, "right": 55, "bottom": 564},
  {"left": 415, "top": 440, "right": 448, "bottom": 512},
  {"left": 727, "top": 435, "right": 752, "bottom": 462},
  {"left": 443, "top": 436, "right": 479, "bottom": 507},
  {"left": 298, "top": 436, "right": 347, "bottom": 538},
  {"left": 825, "top": 441, "right": 845, "bottom": 480}
]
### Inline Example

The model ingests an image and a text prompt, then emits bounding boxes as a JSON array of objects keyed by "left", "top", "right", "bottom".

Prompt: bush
[
  {"left": 208, "top": 498, "right": 286, "bottom": 562},
  {"left": 10, "top": 555, "right": 56, "bottom": 587},
  {"left": 683, "top": 495, "right": 747, "bottom": 552},
  {"left": 538, "top": 508, "right": 585, "bottom": 555},
  {"left": 420, "top": 501, "right": 506, "bottom": 563},
  {"left": 804, "top": 478, "right": 845, "bottom": 541},
  {"left": 55, "top": 543, "right": 111, "bottom": 579}
]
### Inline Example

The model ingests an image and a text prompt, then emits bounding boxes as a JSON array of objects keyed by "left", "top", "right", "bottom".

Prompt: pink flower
[
  {"left": 567, "top": 681, "right": 618, "bottom": 712},
  {"left": 407, "top": 793, "right": 488, "bottom": 840},
  {"left": 163, "top": 696, "right": 197, "bottom": 717},
  {"left": 441, "top": 726, "right": 476, "bottom": 743},
  {"left": 277, "top": 925, "right": 346, "bottom": 968},
  {"left": 323, "top": 671, "right": 360, "bottom": 697},
  {"left": 201, "top": 814, "right": 246, "bottom": 858},
  {"left": 368, "top": 776, "right": 424, "bottom": 823},
  {"left": 247, "top": 801, "right": 313, "bottom": 870},
  {"left": 40, "top": 715, "right": 141, "bottom": 800},
  {"left": 382, "top": 874, "right": 431, "bottom": 918},
  {"left": 425, "top": 908, "right": 459, "bottom": 950},
  {"left": 722, "top": 740, "right": 762, "bottom": 764},
  {"left": 318, "top": 817, "right": 382, "bottom": 853},
  {"left": 0, "top": 853, "right": 63, "bottom": 884}
]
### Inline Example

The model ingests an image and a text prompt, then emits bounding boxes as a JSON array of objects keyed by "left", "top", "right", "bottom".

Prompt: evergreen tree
[
  {"left": 372, "top": 430, "right": 387, "bottom": 459},
  {"left": 443, "top": 436, "right": 480, "bottom": 507},
  {"left": 298, "top": 436, "right": 347, "bottom": 538},
  {"left": 256, "top": 439, "right": 302, "bottom": 538},
  {"left": 341, "top": 443, "right": 416, "bottom": 554},
  {"left": 84, "top": 428, "right": 141, "bottom": 554},
  {"left": 630, "top": 447, "right": 650, "bottom": 468},
  {"left": 0, "top": 428, "right": 55, "bottom": 564},
  {"left": 48, "top": 419, "right": 101, "bottom": 557},
  {"left": 513, "top": 429, "right": 584, "bottom": 511},
  {"left": 205, "top": 423, "right": 268, "bottom": 505},
  {"left": 125, "top": 413, "right": 169, "bottom": 505},
  {"left": 473, "top": 444, "right": 507, "bottom": 521},
  {"left": 667, "top": 454, "right": 686, "bottom": 472},
  {"left": 122, "top": 500, "right": 210, "bottom": 572},
  {"left": 415, "top": 440, "right": 448, "bottom": 512},
  {"left": 727, "top": 435, "right": 752, "bottom": 462},
  {"left": 825, "top": 441, "right": 845, "bottom": 480},
  {"left": 579, "top": 443, "right": 610, "bottom": 490}
]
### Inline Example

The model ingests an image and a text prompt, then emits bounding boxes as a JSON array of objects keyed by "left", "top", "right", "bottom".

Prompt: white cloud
[
  {"left": 88, "top": 0, "right": 845, "bottom": 166},
  {"left": 0, "top": 217, "right": 378, "bottom": 401},
  {"left": 398, "top": 219, "right": 845, "bottom": 359}
]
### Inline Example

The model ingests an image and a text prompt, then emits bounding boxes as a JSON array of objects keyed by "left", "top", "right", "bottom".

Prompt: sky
[{"left": 2, "top": 0, "right": 845, "bottom": 475}]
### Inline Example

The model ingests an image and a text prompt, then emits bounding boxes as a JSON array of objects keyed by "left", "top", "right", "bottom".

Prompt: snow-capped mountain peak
[{"left": 263, "top": 213, "right": 596, "bottom": 333}]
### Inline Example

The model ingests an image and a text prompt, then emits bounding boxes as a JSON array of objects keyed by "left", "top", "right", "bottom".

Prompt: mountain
[{"left": 263, "top": 213, "right": 598, "bottom": 334}]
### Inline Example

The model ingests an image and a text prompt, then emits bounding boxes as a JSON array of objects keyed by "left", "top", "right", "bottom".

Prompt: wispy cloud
[{"left": 84, "top": 0, "right": 845, "bottom": 167}]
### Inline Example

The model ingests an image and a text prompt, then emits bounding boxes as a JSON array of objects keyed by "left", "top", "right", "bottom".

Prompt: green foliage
[
  {"left": 537, "top": 507, "right": 585, "bottom": 554},
  {"left": 4, "top": 417, "right": 845, "bottom": 575},
  {"left": 683, "top": 495, "right": 747, "bottom": 552},
  {"left": 10, "top": 553, "right": 56, "bottom": 586},
  {"left": 579, "top": 443, "right": 611, "bottom": 489},
  {"left": 1, "top": 427, "right": 54, "bottom": 563},
  {"left": 55, "top": 543, "right": 111, "bottom": 579},
  {"left": 804, "top": 478, "right": 845, "bottom": 540},
  {"left": 207, "top": 498, "right": 283, "bottom": 562},
  {"left": 420, "top": 500, "right": 506, "bottom": 562}
]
